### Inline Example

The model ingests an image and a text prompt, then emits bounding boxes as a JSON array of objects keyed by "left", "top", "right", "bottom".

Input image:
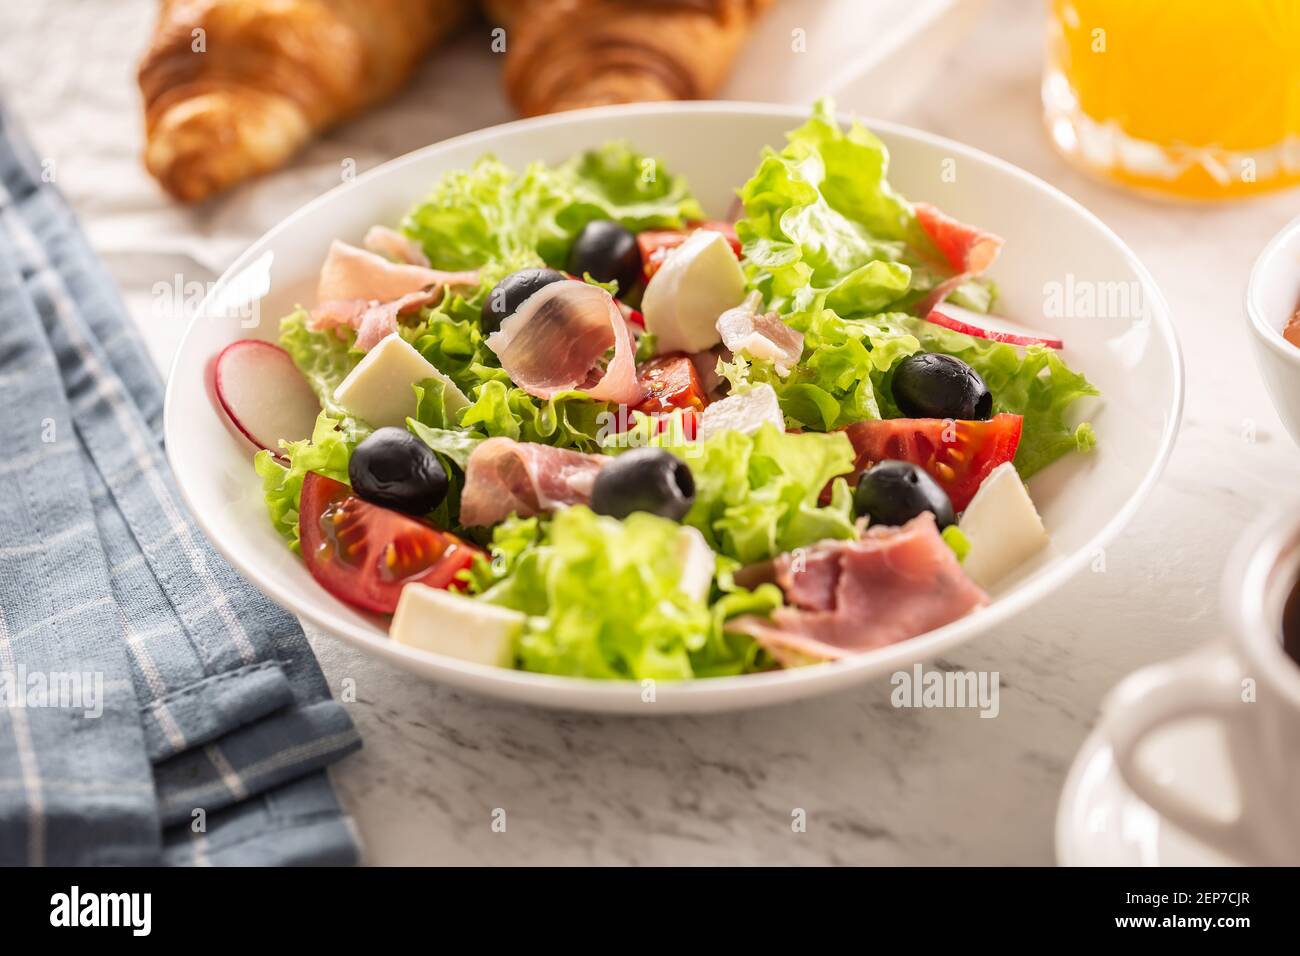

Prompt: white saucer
[{"left": 1056, "top": 724, "right": 1243, "bottom": 866}]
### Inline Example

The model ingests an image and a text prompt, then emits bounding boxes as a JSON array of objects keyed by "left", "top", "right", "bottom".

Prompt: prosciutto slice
[
  {"left": 459, "top": 437, "right": 610, "bottom": 527},
  {"left": 913, "top": 202, "right": 1004, "bottom": 315},
  {"left": 316, "top": 239, "right": 478, "bottom": 305},
  {"left": 716, "top": 292, "right": 804, "bottom": 375},
  {"left": 363, "top": 225, "right": 431, "bottom": 267},
  {"left": 309, "top": 290, "right": 440, "bottom": 351},
  {"left": 308, "top": 240, "right": 479, "bottom": 351},
  {"left": 485, "top": 280, "right": 642, "bottom": 405},
  {"left": 727, "top": 514, "right": 988, "bottom": 667}
]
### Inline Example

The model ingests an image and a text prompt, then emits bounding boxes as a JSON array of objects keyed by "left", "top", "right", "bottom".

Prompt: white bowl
[
  {"left": 1248, "top": 215, "right": 1300, "bottom": 446},
  {"left": 165, "top": 102, "right": 1183, "bottom": 714}
]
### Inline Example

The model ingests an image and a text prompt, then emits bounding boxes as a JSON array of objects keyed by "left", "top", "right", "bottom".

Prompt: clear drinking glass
[{"left": 1044, "top": 0, "right": 1300, "bottom": 200}]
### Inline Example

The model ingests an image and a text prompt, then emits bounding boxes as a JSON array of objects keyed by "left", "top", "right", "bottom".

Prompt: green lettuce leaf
[
  {"left": 404, "top": 417, "right": 483, "bottom": 530},
  {"left": 942, "top": 525, "right": 971, "bottom": 561},
  {"left": 672, "top": 424, "right": 857, "bottom": 565},
  {"left": 404, "top": 286, "right": 494, "bottom": 396},
  {"left": 401, "top": 143, "right": 703, "bottom": 284},
  {"left": 720, "top": 310, "right": 922, "bottom": 430},
  {"left": 254, "top": 411, "right": 353, "bottom": 551},
  {"left": 471, "top": 508, "right": 781, "bottom": 680},
  {"left": 406, "top": 416, "right": 483, "bottom": 470},
  {"left": 457, "top": 380, "right": 610, "bottom": 452},
  {"left": 736, "top": 98, "right": 942, "bottom": 315},
  {"left": 277, "top": 308, "right": 370, "bottom": 442},
  {"left": 886, "top": 318, "right": 1099, "bottom": 478}
]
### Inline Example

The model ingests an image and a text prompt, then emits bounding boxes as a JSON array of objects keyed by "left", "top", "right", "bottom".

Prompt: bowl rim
[
  {"left": 1246, "top": 211, "right": 1300, "bottom": 365},
  {"left": 164, "top": 100, "right": 1185, "bottom": 708}
]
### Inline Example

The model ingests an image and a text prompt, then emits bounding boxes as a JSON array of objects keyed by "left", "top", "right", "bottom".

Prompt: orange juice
[{"left": 1044, "top": 0, "right": 1300, "bottom": 199}]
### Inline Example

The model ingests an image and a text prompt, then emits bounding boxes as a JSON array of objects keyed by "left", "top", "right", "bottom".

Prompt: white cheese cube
[
  {"left": 698, "top": 384, "right": 784, "bottom": 441},
  {"left": 958, "top": 462, "right": 1050, "bottom": 588},
  {"left": 332, "top": 333, "right": 469, "bottom": 429},
  {"left": 642, "top": 229, "right": 746, "bottom": 354},
  {"left": 676, "top": 526, "right": 716, "bottom": 603},
  {"left": 389, "top": 583, "right": 523, "bottom": 668}
]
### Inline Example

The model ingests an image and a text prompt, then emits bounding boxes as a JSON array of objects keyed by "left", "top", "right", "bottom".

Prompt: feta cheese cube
[
  {"left": 389, "top": 583, "right": 523, "bottom": 668},
  {"left": 958, "top": 462, "right": 1050, "bottom": 588},
  {"left": 642, "top": 229, "right": 746, "bottom": 354},
  {"left": 332, "top": 333, "right": 468, "bottom": 429},
  {"left": 698, "top": 383, "right": 784, "bottom": 441},
  {"left": 676, "top": 526, "right": 716, "bottom": 602}
]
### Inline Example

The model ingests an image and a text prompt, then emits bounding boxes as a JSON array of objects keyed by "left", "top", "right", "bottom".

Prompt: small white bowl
[
  {"left": 165, "top": 102, "right": 1183, "bottom": 714},
  {"left": 1247, "top": 215, "right": 1300, "bottom": 445}
]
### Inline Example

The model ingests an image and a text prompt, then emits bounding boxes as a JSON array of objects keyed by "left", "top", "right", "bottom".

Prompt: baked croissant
[
  {"left": 138, "top": 0, "right": 473, "bottom": 202},
  {"left": 483, "top": 0, "right": 775, "bottom": 116}
]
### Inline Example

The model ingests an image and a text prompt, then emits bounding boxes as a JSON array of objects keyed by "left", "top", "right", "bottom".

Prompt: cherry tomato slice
[
  {"left": 299, "top": 472, "right": 479, "bottom": 614},
  {"left": 635, "top": 353, "right": 708, "bottom": 415},
  {"left": 840, "top": 414, "right": 1023, "bottom": 512},
  {"left": 636, "top": 221, "right": 742, "bottom": 282}
]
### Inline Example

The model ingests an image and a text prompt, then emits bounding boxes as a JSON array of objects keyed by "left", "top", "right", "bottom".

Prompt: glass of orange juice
[{"left": 1043, "top": 0, "right": 1300, "bottom": 200}]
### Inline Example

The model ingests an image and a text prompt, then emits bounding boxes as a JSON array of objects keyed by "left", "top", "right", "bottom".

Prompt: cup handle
[{"left": 1100, "top": 649, "right": 1254, "bottom": 855}]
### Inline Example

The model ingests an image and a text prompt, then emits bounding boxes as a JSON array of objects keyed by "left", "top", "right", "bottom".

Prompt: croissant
[
  {"left": 483, "top": 0, "right": 775, "bottom": 117},
  {"left": 138, "top": 0, "right": 472, "bottom": 202}
]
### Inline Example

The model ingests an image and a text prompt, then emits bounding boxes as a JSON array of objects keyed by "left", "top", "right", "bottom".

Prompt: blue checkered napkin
[{"left": 0, "top": 105, "right": 362, "bottom": 865}]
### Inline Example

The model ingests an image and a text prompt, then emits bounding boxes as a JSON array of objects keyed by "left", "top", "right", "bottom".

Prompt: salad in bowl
[{"left": 213, "top": 102, "right": 1099, "bottom": 683}]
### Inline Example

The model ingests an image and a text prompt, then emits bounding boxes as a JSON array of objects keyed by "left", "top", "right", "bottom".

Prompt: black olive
[
  {"left": 567, "top": 220, "right": 641, "bottom": 293},
  {"left": 892, "top": 352, "right": 993, "bottom": 420},
  {"left": 853, "top": 459, "right": 955, "bottom": 529},
  {"left": 348, "top": 427, "right": 448, "bottom": 516},
  {"left": 481, "top": 268, "right": 566, "bottom": 335},
  {"left": 589, "top": 448, "right": 695, "bottom": 522}
]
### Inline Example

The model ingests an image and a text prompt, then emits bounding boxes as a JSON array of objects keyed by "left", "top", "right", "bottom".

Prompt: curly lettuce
[
  {"left": 254, "top": 411, "right": 353, "bottom": 551},
  {"left": 672, "top": 424, "right": 857, "bottom": 565},
  {"left": 277, "top": 309, "right": 370, "bottom": 442},
  {"left": 401, "top": 142, "right": 703, "bottom": 285},
  {"left": 721, "top": 309, "right": 923, "bottom": 430},
  {"left": 736, "top": 98, "right": 950, "bottom": 316},
  {"left": 470, "top": 508, "right": 781, "bottom": 680}
]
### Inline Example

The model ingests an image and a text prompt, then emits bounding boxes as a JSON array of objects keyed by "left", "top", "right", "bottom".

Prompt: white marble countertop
[{"left": 4, "top": 0, "right": 1297, "bottom": 864}]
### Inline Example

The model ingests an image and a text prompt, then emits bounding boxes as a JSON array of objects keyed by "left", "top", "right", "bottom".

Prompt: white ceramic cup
[
  {"left": 1100, "top": 508, "right": 1300, "bottom": 865},
  {"left": 1247, "top": 213, "right": 1300, "bottom": 447}
]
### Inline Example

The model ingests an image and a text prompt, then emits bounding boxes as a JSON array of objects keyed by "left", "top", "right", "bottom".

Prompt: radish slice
[
  {"left": 215, "top": 340, "right": 321, "bottom": 454},
  {"left": 924, "top": 303, "right": 1064, "bottom": 349}
]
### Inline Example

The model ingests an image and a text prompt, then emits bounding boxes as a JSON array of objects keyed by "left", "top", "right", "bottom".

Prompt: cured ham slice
[
  {"left": 727, "top": 514, "right": 988, "bottom": 666},
  {"left": 316, "top": 239, "right": 478, "bottom": 305},
  {"left": 913, "top": 202, "right": 1004, "bottom": 315},
  {"left": 716, "top": 292, "right": 804, "bottom": 375},
  {"left": 689, "top": 345, "right": 730, "bottom": 401},
  {"left": 308, "top": 240, "right": 479, "bottom": 351},
  {"left": 309, "top": 290, "right": 440, "bottom": 351},
  {"left": 459, "top": 437, "right": 610, "bottom": 527},
  {"left": 485, "top": 280, "right": 643, "bottom": 405},
  {"left": 362, "top": 225, "right": 431, "bottom": 267}
]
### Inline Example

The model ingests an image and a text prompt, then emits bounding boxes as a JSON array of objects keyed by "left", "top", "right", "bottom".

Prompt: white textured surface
[{"left": 2, "top": 0, "right": 1295, "bottom": 864}]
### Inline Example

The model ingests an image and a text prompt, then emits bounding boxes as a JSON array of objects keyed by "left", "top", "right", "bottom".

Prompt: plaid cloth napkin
[{"left": 0, "top": 105, "right": 362, "bottom": 866}]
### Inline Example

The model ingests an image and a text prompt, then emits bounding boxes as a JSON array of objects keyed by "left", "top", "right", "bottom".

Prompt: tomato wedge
[
  {"left": 635, "top": 353, "right": 707, "bottom": 415},
  {"left": 840, "top": 414, "right": 1023, "bottom": 512},
  {"left": 299, "top": 472, "right": 479, "bottom": 614},
  {"left": 636, "top": 220, "right": 742, "bottom": 281}
]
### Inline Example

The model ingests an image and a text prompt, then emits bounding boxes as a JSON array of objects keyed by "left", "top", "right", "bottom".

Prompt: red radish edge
[
  {"left": 215, "top": 340, "right": 323, "bottom": 455},
  {"left": 924, "top": 303, "right": 1064, "bottom": 349},
  {"left": 616, "top": 300, "right": 645, "bottom": 328}
]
